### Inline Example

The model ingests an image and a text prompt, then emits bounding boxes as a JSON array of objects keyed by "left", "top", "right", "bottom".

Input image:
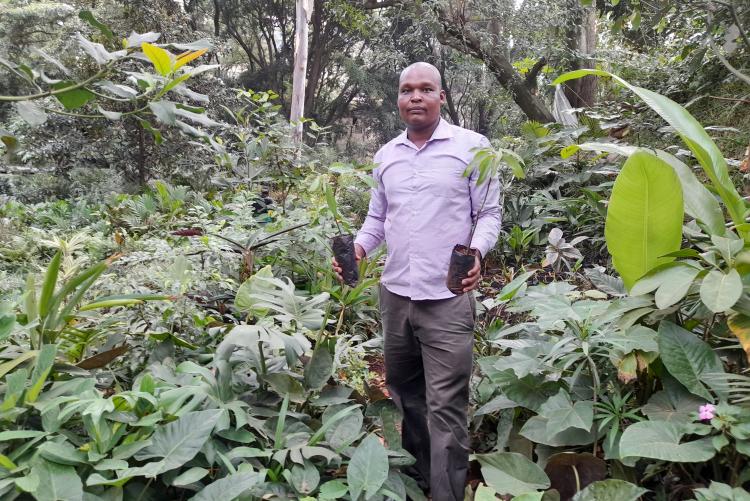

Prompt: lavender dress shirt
[{"left": 355, "top": 119, "right": 502, "bottom": 300}]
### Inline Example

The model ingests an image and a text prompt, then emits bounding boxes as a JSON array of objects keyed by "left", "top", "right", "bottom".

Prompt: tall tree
[{"left": 291, "top": 0, "right": 313, "bottom": 144}]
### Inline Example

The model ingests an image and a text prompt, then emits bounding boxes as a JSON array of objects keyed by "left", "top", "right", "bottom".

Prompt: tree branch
[{"left": 524, "top": 57, "right": 547, "bottom": 92}]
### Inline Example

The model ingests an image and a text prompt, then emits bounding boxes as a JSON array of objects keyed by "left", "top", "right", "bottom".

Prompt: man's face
[{"left": 397, "top": 67, "right": 445, "bottom": 131}]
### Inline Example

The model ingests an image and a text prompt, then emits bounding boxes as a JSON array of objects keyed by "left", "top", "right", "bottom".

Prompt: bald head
[{"left": 399, "top": 62, "right": 442, "bottom": 89}]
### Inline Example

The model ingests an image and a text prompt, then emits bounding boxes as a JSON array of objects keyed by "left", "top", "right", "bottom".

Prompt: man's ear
[{"left": 440, "top": 89, "right": 447, "bottom": 104}]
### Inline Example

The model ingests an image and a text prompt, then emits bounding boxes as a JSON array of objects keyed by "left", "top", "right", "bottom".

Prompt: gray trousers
[{"left": 380, "top": 285, "right": 475, "bottom": 501}]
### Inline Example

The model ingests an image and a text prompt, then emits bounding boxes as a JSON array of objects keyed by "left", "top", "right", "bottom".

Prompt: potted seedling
[
  {"left": 315, "top": 163, "right": 374, "bottom": 287},
  {"left": 446, "top": 146, "right": 525, "bottom": 294}
]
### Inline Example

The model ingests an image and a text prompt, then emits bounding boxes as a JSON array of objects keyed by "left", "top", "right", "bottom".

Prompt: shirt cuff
[{"left": 354, "top": 234, "right": 380, "bottom": 257}]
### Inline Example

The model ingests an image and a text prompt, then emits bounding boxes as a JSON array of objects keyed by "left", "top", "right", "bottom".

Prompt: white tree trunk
[{"left": 290, "top": 0, "right": 313, "bottom": 145}]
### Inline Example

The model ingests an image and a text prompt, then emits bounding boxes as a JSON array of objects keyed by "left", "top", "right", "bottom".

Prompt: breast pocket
[{"left": 418, "top": 165, "right": 467, "bottom": 199}]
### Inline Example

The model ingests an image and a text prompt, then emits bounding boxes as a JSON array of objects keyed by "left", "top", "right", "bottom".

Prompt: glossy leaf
[
  {"left": 474, "top": 451, "right": 551, "bottom": 496},
  {"left": 52, "top": 81, "right": 95, "bottom": 110},
  {"left": 31, "top": 459, "right": 84, "bottom": 501},
  {"left": 554, "top": 69, "right": 746, "bottom": 238},
  {"left": 700, "top": 269, "right": 743, "bottom": 313},
  {"left": 604, "top": 151, "right": 683, "bottom": 289},
  {"left": 134, "top": 409, "right": 221, "bottom": 475},
  {"left": 347, "top": 434, "right": 389, "bottom": 501},
  {"left": 189, "top": 471, "right": 261, "bottom": 501},
  {"left": 142, "top": 42, "right": 173, "bottom": 76},
  {"left": 619, "top": 420, "right": 715, "bottom": 462},
  {"left": 658, "top": 321, "right": 723, "bottom": 400}
]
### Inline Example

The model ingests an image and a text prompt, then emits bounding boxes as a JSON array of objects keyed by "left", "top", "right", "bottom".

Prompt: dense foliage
[{"left": 1, "top": 0, "right": 750, "bottom": 500}]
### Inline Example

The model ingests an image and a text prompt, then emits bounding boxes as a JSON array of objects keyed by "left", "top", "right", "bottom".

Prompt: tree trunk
[
  {"left": 291, "top": 0, "right": 313, "bottom": 145},
  {"left": 563, "top": 0, "right": 597, "bottom": 108},
  {"left": 304, "top": 0, "right": 325, "bottom": 118}
]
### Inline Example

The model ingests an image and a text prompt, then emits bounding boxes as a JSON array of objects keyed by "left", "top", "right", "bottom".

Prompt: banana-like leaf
[
  {"left": 554, "top": 69, "right": 745, "bottom": 239},
  {"left": 604, "top": 150, "right": 683, "bottom": 289}
]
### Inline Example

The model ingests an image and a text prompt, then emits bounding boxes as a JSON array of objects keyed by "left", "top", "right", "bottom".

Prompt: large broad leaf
[
  {"left": 134, "top": 409, "right": 221, "bottom": 475},
  {"left": 700, "top": 269, "right": 743, "bottom": 313},
  {"left": 619, "top": 420, "right": 715, "bottom": 462},
  {"left": 347, "top": 434, "right": 389, "bottom": 501},
  {"left": 52, "top": 81, "right": 95, "bottom": 110},
  {"left": 658, "top": 321, "right": 723, "bottom": 400},
  {"left": 538, "top": 390, "right": 593, "bottom": 435},
  {"left": 571, "top": 479, "right": 648, "bottom": 501},
  {"left": 554, "top": 70, "right": 745, "bottom": 237},
  {"left": 236, "top": 266, "right": 279, "bottom": 315},
  {"left": 641, "top": 390, "right": 704, "bottom": 424},
  {"left": 579, "top": 143, "right": 725, "bottom": 237},
  {"left": 473, "top": 451, "right": 550, "bottom": 496},
  {"left": 189, "top": 471, "right": 261, "bottom": 501},
  {"left": 31, "top": 459, "right": 84, "bottom": 501},
  {"left": 604, "top": 150, "right": 683, "bottom": 289},
  {"left": 519, "top": 416, "right": 596, "bottom": 447},
  {"left": 631, "top": 262, "right": 702, "bottom": 310}
]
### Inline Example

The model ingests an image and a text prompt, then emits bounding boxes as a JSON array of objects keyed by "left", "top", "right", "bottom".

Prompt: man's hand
[
  {"left": 332, "top": 243, "right": 366, "bottom": 283},
  {"left": 461, "top": 253, "right": 482, "bottom": 293}
]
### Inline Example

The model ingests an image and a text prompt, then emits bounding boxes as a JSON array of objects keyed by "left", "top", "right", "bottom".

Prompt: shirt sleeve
[
  {"left": 354, "top": 150, "right": 387, "bottom": 257},
  {"left": 469, "top": 136, "right": 503, "bottom": 259}
]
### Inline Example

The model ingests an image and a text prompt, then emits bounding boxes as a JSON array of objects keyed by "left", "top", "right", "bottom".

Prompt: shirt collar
[{"left": 395, "top": 118, "right": 454, "bottom": 146}]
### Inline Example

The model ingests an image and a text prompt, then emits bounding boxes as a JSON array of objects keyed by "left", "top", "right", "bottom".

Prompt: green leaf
[
  {"left": 304, "top": 345, "right": 333, "bottom": 391},
  {"left": 571, "top": 479, "right": 648, "bottom": 501},
  {"left": 289, "top": 459, "right": 320, "bottom": 494},
  {"left": 554, "top": 70, "right": 746, "bottom": 239},
  {"left": 134, "top": 409, "right": 221, "bottom": 475},
  {"left": 31, "top": 459, "right": 84, "bottom": 501},
  {"left": 319, "top": 480, "right": 348, "bottom": 499},
  {"left": 188, "top": 471, "right": 261, "bottom": 501},
  {"left": 700, "top": 269, "right": 743, "bottom": 313},
  {"left": 235, "top": 266, "right": 274, "bottom": 315},
  {"left": 0, "top": 453, "right": 16, "bottom": 470},
  {"left": 323, "top": 404, "right": 363, "bottom": 450},
  {"left": 0, "top": 350, "right": 39, "bottom": 379},
  {"left": 0, "top": 311, "right": 15, "bottom": 342},
  {"left": 538, "top": 390, "right": 593, "bottom": 435},
  {"left": 347, "top": 434, "right": 389, "bottom": 501},
  {"left": 139, "top": 119, "right": 163, "bottom": 145},
  {"left": 38, "top": 441, "right": 88, "bottom": 466},
  {"left": 658, "top": 321, "right": 723, "bottom": 400},
  {"left": 172, "top": 467, "right": 209, "bottom": 486},
  {"left": 78, "top": 10, "right": 114, "bottom": 39},
  {"left": 52, "top": 81, "right": 95, "bottom": 110},
  {"left": 631, "top": 263, "right": 702, "bottom": 309},
  {"left": 27, "top": 344, "right": 56, "bottom": 403},
  {"left": 142, "top": 42, "right": 173, "bottom": 76},
  {"left": 39, "top": 250, "right": 62, "bottom": 319},
  {"left": 619, "top": 420, "right": 716, "bottom": 462},
  {"left": 604, "top": 150, "right": 683, "bottom": 289},
  {"left": 473, "top": 451, "right": 550, "bottom": 496}
]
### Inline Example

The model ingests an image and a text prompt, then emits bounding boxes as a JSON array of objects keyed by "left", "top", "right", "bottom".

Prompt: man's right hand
[{"left": 332, "top": 243, "right": 365, "bottom": 283}]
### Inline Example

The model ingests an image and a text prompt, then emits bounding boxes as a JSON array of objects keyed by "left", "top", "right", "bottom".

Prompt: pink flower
[{"left": 699, "top": 403, "right": 716, "bottom": 421}]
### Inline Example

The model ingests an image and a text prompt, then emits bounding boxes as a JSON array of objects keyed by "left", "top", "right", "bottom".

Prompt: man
[{"left": 333, "top": 62, "right": 501, "bottom": 500}]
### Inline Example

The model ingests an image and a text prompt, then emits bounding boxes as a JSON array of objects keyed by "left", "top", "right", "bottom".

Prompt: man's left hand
[{"left": 461, "top": 253, "right": 482, "bottom": 293}]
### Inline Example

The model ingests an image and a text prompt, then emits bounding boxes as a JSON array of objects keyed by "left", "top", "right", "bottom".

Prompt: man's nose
[{"left": 410, "top": 90, "right": 423, "bottom": 101}]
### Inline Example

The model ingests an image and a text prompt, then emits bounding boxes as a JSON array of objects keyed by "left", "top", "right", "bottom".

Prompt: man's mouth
[{"left": 408, "top": 108, "right": 426, "bottom": 114}]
